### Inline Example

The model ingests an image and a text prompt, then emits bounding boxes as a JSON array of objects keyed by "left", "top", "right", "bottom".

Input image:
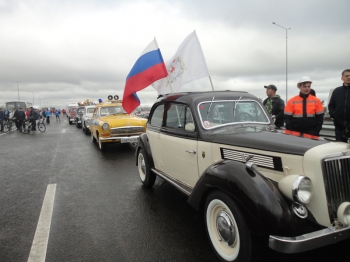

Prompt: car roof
[{"left": 155, "top": 91, "right": 258, "bottom": 105}]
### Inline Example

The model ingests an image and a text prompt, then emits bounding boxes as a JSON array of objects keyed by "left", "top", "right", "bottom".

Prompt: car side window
[
  {"left": 149, "top": 104, "right": 164, "bottom": 127},
  {"left": 165, "top": 104, "right": 186, "bottom": 128},
  {"left": 184, "top": 108, "right": 195, "bottom": 131}
]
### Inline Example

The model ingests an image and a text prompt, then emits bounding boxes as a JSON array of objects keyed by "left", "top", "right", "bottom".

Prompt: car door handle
[{"left": 185, "top": 150, "right": 196, "bottom": 154}]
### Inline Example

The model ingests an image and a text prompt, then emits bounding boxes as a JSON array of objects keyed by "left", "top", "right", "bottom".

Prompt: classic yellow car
[{"left": 90, "top": 96, "right": 147, "bottom": 151}]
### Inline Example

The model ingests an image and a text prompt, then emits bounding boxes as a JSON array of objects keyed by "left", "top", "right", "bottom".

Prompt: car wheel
[
  {"left": 137, "top": 148, "right": 156, "bottom": 187},
  {"left": 98, "top": 136, "right": 106, "bottom": 151},
  {"left": 205, "top": 191, "right": 252, "bottom": 262},
  {"left": 84, "top": 124, "right": 90, "bottom": 135},
  {"left": 91, "top": 130, "right": 96, "bottom": 143}
]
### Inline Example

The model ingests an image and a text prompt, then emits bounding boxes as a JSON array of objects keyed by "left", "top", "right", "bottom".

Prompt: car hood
[
  {"left": 100, "top": 115, "right": 147, "bottom": 128},
  {"left": 211, "top": 126, "right": 329, "bottom": 155}
]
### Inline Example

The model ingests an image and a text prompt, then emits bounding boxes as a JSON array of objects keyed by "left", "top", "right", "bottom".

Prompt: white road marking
[
  {"left": 27, "top": 184, "right": 57, "bottom": 262},
  {"left": 62, "top": 129, "right": 66, "bottom": 133}
]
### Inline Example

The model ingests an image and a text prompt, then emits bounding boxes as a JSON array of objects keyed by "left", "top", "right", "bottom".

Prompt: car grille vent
[
  {"left": 322, "top": 157, "right": 350, "bottom": 221},
  {"left": 110, "top": 126, "right": 144, "bottom": 135},
  {"left": 221, "top": 148, "right": 283, "bottom": 171}
]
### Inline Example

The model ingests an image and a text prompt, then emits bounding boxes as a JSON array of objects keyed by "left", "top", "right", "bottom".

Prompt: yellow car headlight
[{"left": 102, "top": 123, "right": 109, "bottom": 130}]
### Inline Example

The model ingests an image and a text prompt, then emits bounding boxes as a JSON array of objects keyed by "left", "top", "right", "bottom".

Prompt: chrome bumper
[
  {"left": 99, "top": 135, "right": 139, "bottom": 142},
  {"left": 269, "top": 225, "right": 350, "bottom": 253}
]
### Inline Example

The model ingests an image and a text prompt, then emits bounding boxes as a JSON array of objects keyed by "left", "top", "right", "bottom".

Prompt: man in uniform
[
  {"left": 263, "top": 84, "right": 285, "bottom": 128},
  {"left": 284, "top": 76, "right": 324, "bottom": 138}
]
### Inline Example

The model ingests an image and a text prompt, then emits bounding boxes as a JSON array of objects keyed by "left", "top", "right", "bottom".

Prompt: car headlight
[
  {"left": 102, "top": 123, "right": 109, "bottom": 130},
  {"left": 278, "top": 175, "right": 313, "bottom": 204},
  {"left": 337, "top": 202, "right": 350, "bottom": 225}
]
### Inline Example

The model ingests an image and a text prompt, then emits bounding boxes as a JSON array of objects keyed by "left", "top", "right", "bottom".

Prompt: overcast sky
[{"left": 1, "top": 0, "right": 349, "bottom": 109}]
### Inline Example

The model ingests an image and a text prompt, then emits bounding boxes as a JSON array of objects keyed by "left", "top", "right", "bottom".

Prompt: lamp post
[
  {"left": 272, "top": 22, "right": 291, "bottom": 102},
  {"left": 16, "top": 81, "right": 20, "bottom": 100}
]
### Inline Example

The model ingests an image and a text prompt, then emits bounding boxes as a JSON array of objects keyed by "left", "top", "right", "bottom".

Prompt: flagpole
[{"left": 209, "top": 76, "right": 214, "bottom": 91}]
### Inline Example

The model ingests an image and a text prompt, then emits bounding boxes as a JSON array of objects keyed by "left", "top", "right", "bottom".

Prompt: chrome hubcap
[
  {"left": 140, "top": 154, "right": 146, "bottom": 174},
  {"left": 216, "top": 211, "right": 236, "bottom": 246}
]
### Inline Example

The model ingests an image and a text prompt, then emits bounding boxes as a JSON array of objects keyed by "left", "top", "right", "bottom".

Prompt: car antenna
[{"left": 206, "top": 96, "right": 215, "bottom": 120}]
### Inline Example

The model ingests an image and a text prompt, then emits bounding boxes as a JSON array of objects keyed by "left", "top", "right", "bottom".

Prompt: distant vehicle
[
  {"left": 135, "top": 106, "right": 152, "bottom": 119},
  {"left": 81, "top": 105, "right": 96, "bottom": 135},
  {"left": 5, "top": 101, "right": 33, "bottom": 117},
  {"left": 74, "top": 107, "right": 85, "bottom": 128},
  {"left": 66, "top": 103, "right": 79, "bottom": 125}
]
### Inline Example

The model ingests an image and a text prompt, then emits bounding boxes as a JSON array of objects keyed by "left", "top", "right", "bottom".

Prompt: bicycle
[
  {"left": 20, "top": 120, "right": 32, "bottom": 134},
  {"left": 37, "top": 118, "right": 46, "bottom": 133},
  {"left": 3, "top": 117, "right": 15, "bottom": 133}
]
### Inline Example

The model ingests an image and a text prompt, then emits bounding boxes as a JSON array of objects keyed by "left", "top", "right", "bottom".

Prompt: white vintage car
[
  {"left": 81, "top": 105, "right": 96, "bottom": 135},
  {"left": 135, "top": 91, "right": 350, "bottom": 262}
]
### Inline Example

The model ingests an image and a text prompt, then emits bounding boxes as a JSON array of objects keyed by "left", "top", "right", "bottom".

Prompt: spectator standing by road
[
  {"left": 17, "top": 108, "right": 26, "bottom": 131},
  {"left": 328, "top": 69, "right": 350, "bottom": 142},
  {"left": 0, "top": 107, "right": 4, "bottom": 132},
  {"left": 262, "top": 84, "right": 285, "bottom": 128},
  {"left": 25, "top": 108, "right": 30, "bottom": 119},
  {"left": 284, "top": 76, "right": 324, "bottom": 137},
  {"left": 55, "top": 109, "right": 60, "bottom": 122},
  {"left": 45, "top": 108, "right": 51, "bottom": 124},
  {"left": 13, "top": 109, "right": 20, "bottom": 129}
]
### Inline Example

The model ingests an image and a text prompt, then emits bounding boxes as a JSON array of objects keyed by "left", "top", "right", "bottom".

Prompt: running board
[{"left": 151, "top": 168, "right": 193, "bottom": 196}]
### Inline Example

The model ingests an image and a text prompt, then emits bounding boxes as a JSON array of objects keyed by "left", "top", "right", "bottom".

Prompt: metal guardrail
[{"left": 320, "top": 121, "right": 335, "bottom": 140}]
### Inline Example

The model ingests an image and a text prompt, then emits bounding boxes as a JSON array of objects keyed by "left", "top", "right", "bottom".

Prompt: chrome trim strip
[
  {"left": 269, "top": 225, "right": 350, "bottom": 253},
  {"left": 151, "top": 168, "right": 192, "bottom": 196},
  {"left": 99, "top": 135, "right": 139, "bottom": 141}
]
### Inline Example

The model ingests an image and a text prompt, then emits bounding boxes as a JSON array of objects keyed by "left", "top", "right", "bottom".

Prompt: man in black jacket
[
  {"left": 16, "top": 108, "right": 26, "bottom": 131},
  {"left": 263, "top": 84, "right": 285, "bottom": 128},
  {"left": 29, "top": 107, "right": 38, "bottom": 131},
  {"left": 328, "top": 69, "right": 350, "bottom": 142}
]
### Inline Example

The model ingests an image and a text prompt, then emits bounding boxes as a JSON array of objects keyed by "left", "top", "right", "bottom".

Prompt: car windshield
[
  {"left": 87, "top": 108, "right": 94, "bottom": 114},
  {"left": 198, "top": 100, "right": 269, "bottom": 129},
  {"left": 100, "top": 106, "right": 127, "bottom": 116}
]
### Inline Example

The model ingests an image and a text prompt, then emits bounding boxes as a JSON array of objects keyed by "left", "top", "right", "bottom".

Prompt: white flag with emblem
[{"left": 152, "top": 31, "right": 210, "bottom": 95}]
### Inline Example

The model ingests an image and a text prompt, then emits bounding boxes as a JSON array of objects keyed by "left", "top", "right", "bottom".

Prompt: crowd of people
[
  {"left": 263, "top": 68, "right": 350, "bottom": 142},
  {"left": 0, "top": 107, "right": 63, "bottom": 132}
]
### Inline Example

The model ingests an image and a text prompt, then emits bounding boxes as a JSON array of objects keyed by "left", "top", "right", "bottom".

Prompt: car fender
[
  {"left": 188, "top": 159, "right": 300, "bottom": 237},
  {"left": 135, "top": 133, "right": 155, "bottom": 169}
]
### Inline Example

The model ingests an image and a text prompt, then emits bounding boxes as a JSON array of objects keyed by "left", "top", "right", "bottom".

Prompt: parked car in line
[
  {"left": 135, "top": 90, "right": 350, "bottom": 262},
  {"left": 135, "top": 106, "right": 152, "bottom": 119},
  {"left": 90, "top": 96, "right": 147, "bottom": 151},
  {"left": 66, "top": 103, "right": 79, "bottom": 125},
  {"left": 75, "top": 107, "right": 85, "bottom": 128},
  {"left": 81, "top": 105, "right": 96, "bottom": 135}
]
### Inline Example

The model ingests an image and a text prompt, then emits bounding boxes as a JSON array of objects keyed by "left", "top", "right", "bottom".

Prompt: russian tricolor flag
[{"left": 122, "top": 39, "right": 167, "bottom": 114}]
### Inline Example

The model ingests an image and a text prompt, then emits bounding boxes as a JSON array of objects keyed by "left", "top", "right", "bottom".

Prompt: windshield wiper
[{"left": 206, "top": 96, "right": 215, "bottom": 120}]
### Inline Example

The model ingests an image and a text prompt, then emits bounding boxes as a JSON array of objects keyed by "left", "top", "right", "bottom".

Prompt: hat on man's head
[{"left": 264, "top": 84, "right": 277, "bottom": 91}]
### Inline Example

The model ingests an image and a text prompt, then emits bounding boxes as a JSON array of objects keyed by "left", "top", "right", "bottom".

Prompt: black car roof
[{"left": 156, "top": 91, "right": 258, "bottom": 105}]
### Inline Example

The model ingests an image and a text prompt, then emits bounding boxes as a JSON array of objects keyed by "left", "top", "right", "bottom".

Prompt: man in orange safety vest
[{"left": 284, "top": 76, "right": 324, "bottom": 137}]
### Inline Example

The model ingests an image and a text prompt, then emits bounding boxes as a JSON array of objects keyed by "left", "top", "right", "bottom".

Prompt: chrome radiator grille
[
  {"left": 322, "top": 156, "right": 350, "bottom": 220},
  {"left": 110, "top": 126, "right": 144, "bottom": 135}
]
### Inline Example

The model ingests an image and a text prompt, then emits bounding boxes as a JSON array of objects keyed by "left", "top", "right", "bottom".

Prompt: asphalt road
[{"left": 0, "top": 116, "right": 349, "bottom": 262}]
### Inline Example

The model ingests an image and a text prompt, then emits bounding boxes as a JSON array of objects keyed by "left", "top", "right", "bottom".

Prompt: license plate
[
  {"left": 78, "top": 121, "right": 81, "bottom": 123},
  {"left": 121, "top": 137, "right": 138, "bottom": 143}
]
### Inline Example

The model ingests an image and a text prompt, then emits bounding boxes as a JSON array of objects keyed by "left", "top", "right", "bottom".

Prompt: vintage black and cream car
[{"left": 135, "top": 91, "right": 350, "bottom": 262}]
